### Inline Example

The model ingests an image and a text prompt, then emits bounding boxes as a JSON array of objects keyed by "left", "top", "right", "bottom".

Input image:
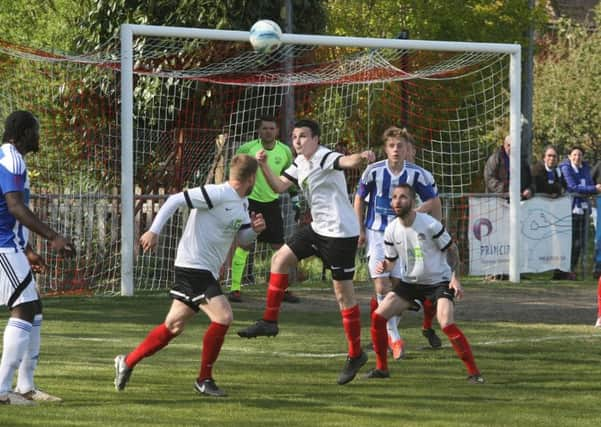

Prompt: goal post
[{"left": 119, "top": 23, "right": 522, "bottom": 296}]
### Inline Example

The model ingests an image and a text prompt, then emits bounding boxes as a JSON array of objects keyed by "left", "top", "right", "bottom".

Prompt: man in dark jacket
[{"left": 484, "top": 135, "right": 534, "bottom": 199}]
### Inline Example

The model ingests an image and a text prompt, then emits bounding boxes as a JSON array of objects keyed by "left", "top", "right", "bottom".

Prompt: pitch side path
[{"left": 1, "top": 278, "right": 600, "bottom": 426}]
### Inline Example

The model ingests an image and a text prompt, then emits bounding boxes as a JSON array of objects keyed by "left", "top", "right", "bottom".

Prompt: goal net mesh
[{"left": 0, "top": 34, "right": 510, "bottom": 295}]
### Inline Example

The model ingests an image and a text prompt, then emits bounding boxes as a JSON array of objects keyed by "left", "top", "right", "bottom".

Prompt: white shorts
[
  {"left": 365, "top": 229, "right": 401, "bottom": 279},
  {"left": 0, "top": 251, "right": 38, "bottom": 309}
]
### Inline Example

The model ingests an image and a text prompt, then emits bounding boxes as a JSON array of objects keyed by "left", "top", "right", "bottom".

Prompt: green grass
[{"left": 1, "top": 279, "right": 601, "bottom": 426}]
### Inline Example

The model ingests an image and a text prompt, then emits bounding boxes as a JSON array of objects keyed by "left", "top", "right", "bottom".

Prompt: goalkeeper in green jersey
[{"left": 228, "top": 116, "right": 300, "bottom": 303}]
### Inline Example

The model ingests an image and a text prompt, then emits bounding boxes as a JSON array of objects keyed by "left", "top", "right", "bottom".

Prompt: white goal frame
[{"left": 119, "top": 23, "right": 522, "bottom": 296}]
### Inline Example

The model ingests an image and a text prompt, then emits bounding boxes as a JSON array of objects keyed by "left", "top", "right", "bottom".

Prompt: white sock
[
  {"left": 376, "top": 293, "right": 402, "bottom": 342},
  {"left": 0, "top": 318, "right": 32, "bottom": 394},
  {"left": 16, "top": 314, "right": 42, "bottom": 393}
]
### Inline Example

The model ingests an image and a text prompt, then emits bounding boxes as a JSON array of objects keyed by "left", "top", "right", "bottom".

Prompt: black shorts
[
  {"left": 286, "top": 224, "right": 358, "bottom": 281},
  {"left": 248, "top": 198, "right": 284, "bottom": 244},
  {"left": 392, "top": 280, "right": 455, "bottom": 306},
  {"left": 170, "top": 267, "right": 223, "bottom": 312}
]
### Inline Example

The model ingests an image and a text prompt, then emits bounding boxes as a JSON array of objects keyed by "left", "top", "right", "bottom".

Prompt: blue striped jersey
[
  {"left": 356, "top": 160, "right": 438, "bottom": 232},
  {"left": 0, "top": 144, "right": 29, "bottom": 252}
]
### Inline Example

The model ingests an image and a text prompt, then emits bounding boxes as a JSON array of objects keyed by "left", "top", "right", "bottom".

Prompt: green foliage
[
  {"left": 325, "top": 0, "right": 547, "bottom": 46},
  {"left": 0, "top": 0, "right": 90, "bottom": 50},
  {"left": 76, "top": 0, "right": 326, "bottom": 52},
  {"left": 533, "top": 4, "right": 601, "bottom": 159}
]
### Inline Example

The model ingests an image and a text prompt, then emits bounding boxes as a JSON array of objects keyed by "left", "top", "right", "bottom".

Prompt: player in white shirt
[
  {"left": 237, "top": 119, "right": 375, "bottom": 385},
  {"left": 365, "top": 183, "right": 483, "bottom": 384},
  {"left": 0, "top": 111, "right": 75, "bottom": 405},
  {"left": 354, "top": 127, "right": 442, "bottom": 360},
  {"left": 114, "top": 154, "right": 266, "bottom": 397}
]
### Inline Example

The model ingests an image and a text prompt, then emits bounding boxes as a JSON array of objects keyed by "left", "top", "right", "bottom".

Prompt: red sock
[
  {"left": 198, "top": 322, "right": 229, "bottom": 381},
  {"left": 126, "top": 323, "right": 175, "bottom": 368},
  {"left": 341, "top": 304, "right": 362, "bottom": 358},
  {"left": 262, "top": 272, "right": 288, "bottom": 322},
  {"left": 597, "top": 276, "right": 601, "bottom": 318},
  {"left": 422, "top": 299, "right": 435, "bottom": 330},
  {"left": 370, "top": 296, "right": 378, "bottom": 315},
  {"left": 442, "top": 323, "right": 479, "bottom": 376},
  {"left": 371, "top": 312, "right": 388, "bottom": 371}
]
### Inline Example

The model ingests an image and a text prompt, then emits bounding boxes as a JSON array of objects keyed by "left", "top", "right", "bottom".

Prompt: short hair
[
  {"left": 229, "top": 154, "right": 258, "bottom": 181},
  {"left": 569, "top": 146, "right": 585, "bottom": 156},
  {"left": 3, "top": 110, "right": 38, "bottom": 144},
  {"left": 393, "top": 183, "right": 416, "bottom": 201},
  {"left": 542, "top": 145, "right": 558, "bottom": 156},
  {"left": 256, "top": 115, "right": 278, "bottom": 129},
  {"left": 294, "top": 119, "right": 320, "bottom": 137},
  {"left": 381, "top": 126, "right": 415, "bottom": 145}
]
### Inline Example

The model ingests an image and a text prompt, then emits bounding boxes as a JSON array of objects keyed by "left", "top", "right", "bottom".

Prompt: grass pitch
[{"left": 1, "top": 278, "right": 601, "bottom": 426}]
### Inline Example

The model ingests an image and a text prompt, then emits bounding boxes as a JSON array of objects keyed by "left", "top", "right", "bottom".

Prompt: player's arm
[
  {"left": 376, "top": 226, "right": 398, "bottom": 273},
  {"left": 416, "top": 196, "right": 443, "bottom": 221},
  {"left": 444, "top": 242, "right": 463, "bottom": 300},
  {"left": 140, "top": 192, "right": 188, "bottom": 252},
  {"left": 336, "top": 150, "right": 376, "bottom": 170},
  {"left": 24, "top": 243, "right": 47, "bottom": 273},
  {"left": 256, "top": 149, "right": 293, "bottom": 193},
  {"left": 5, "top": 191, "right": 74, "bottom": 257},
  {"left": 237, "top": 212, "right": 266, "bottom": 249},
  {"left": 353, "top": 193, "right": 367, "bottom": 247}
]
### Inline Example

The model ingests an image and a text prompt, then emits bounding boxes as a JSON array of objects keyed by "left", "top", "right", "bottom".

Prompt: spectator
[
  {"left": 532, "top": 145, "right": 569, "bottom": 279},
  {"left": 483, "top": 135, "right": 533, "bottom": 280},
  {"left": 531, "top": 145, "right": 566, "bottom": 198},
  {"left": 484, "top": 135, "right": 534, "bottom": 199},
  {"left": 559, "top": 147, "right": 601, "bottom": 279},
  {"left": 592, "top": 160, "right": 601, "bottom": 278}
]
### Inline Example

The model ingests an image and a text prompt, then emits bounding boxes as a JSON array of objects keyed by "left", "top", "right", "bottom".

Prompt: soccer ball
[{"left": 249, "top": 19, "right": 282, "bottom": 54}]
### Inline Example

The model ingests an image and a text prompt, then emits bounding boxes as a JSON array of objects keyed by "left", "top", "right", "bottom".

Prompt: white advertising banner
[{"left": 469, "top": 196, "right": 572, "bottom": 275}]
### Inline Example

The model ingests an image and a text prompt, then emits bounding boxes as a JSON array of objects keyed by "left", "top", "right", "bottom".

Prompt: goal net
[{"left": 0, "top": 28, "right": 521, "bottom": 295}]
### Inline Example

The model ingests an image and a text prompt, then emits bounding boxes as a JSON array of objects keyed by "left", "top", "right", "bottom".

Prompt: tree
[{"left": 533, "top": 5, "right": 601, "bottom": 159}]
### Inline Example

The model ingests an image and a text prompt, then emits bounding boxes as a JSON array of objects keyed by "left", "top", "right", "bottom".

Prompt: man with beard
[{"left": 365, "top": 184, "right": 483, "bottom": 384}]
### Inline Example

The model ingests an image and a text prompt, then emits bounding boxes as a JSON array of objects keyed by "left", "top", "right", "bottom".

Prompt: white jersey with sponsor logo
[
  {"left": 150, "top": 182, "right": 251, "bottom": 279},
  {"left": 283, "top": 145, "right": 359, "bottom": 238},
  {"left": 384, "top": 212, "right": 452, "bottom": 285}
]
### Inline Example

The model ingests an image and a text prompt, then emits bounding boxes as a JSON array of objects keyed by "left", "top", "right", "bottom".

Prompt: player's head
[
  {"left": 542, "top": 145, "right": 559, "bottom": 168},
  {"left": 568, "top": 146, "right": 584, "bottom": 166},
  {"left": 2, "top": 110, "right": 40, "bottom": 154},
  {"left": 381, "top": 126, "right": 413, "bottom": 163},
  {"left": 256, "top": 115, "right": 279, "bottom": 145},
  {"left": 391, "top": 183, "right": 416, "bottom": 218},
  {"left": 292, "top": 119, "right": 320, "bottom": 158},
  {"left": 229, "top": 154, "right": 258, "bottom": 196}
]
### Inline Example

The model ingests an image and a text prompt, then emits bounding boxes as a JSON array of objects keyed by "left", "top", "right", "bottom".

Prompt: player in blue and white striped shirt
[{"left": 354, "top": 127, "right": 443, "bottom": 358}]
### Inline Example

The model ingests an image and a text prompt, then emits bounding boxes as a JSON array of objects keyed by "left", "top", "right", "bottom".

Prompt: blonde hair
[
  {"left": 381, "top": 126, "right": 416, "bottom": 146},
  {"left": 229, "top": 154, "right": 258, "bottom": 181}
]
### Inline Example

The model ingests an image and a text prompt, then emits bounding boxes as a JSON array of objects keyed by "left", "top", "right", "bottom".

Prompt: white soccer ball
[{"left": 249, "top": 19, "right": 282, "bottom": 54}]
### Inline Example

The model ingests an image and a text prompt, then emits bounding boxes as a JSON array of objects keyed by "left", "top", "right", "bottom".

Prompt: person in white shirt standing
[
  {"left": 237, "top": 119, "right": 375, "bottom": 385},
  {"left": 354, "top": 127, "right": 443, "bottom": 361},
  {"left": 113, "top": 154, "right": 265, "bottom": 398},
  {"left": 365, "top": 183, "right": 484, "bottom": 384}
]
